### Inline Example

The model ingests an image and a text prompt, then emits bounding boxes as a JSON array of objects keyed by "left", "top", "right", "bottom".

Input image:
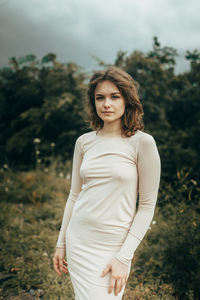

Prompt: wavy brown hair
[{"left": 86, "top": 66, "right": 144, "bottom": 137}]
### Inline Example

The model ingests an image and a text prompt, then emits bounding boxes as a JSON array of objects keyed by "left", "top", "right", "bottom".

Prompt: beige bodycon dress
[{"left": 56, "top": 130, "right": 161, "bottom": 300}]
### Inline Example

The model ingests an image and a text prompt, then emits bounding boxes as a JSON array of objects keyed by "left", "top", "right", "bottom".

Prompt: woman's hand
[
  {"left": 101, "top": 257, "right": 129, "bottom": 296},
  {"left": 53, "top": 247, "right": 68, "bottom": 276}
]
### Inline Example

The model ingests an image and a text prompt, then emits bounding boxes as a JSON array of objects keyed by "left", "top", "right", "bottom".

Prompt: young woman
[{"left": 53, "top": 66, "right": 161, "bottom": 299}]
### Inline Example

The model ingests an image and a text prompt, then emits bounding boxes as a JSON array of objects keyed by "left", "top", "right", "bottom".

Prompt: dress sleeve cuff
[
  {"left": 56, "top": 242, "right": 66, "bottom": 248},
  {"left": 114, "top": 232, "right": 142, "bottom": 265}
]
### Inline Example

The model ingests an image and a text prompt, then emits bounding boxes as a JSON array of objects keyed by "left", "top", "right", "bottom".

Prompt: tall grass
[{"left": 0, "top": 165, "right": 199, "bottom": 299}]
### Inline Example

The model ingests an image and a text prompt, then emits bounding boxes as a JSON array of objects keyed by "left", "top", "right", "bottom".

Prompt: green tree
[{"left": 0, "top": 54, "right": 87, "bottom": 168}]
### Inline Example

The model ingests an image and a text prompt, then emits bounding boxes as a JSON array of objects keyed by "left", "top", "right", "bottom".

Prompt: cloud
[{"left": 0, "top": 0, "right": 199, "bottom": 73}]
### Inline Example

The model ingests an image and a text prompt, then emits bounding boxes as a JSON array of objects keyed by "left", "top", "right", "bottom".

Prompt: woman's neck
[{"left": 98, "top": 124, "right": 122, "bottom": 136}]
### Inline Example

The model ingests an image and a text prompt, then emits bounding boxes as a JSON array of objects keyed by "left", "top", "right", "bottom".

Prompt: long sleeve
[
  {"left": 56, "top": 136, "right": 83, "bottom": 248},
  {"left": 114, "top": 134, "right": 161, "bottom": 265}
]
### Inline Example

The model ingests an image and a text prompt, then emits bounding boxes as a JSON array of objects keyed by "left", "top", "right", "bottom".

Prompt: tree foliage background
[{"left": 0, "top": 37, "right": 199, "bottom": 182}]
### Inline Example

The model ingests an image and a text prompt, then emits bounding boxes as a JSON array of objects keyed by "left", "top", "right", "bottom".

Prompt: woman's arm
[
  {"left": 114, "top": 134, "right": 161, "bottom": 265},
  {"left": 56, "top": 136, "right": 83, "bottom": 248}
]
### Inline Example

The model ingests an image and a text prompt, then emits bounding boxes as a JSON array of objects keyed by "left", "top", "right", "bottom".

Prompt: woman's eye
[{"left": 95, "top": 95, "right": 119, "bottom": 100}]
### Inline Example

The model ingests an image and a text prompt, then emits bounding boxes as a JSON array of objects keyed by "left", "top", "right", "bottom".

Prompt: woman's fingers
[
  {"left": 103, "top": 257, "right": 129, "bottom": 295},
  {"left": 59, "top": 258, "right": 64, "bottom": 272},
  {"left": 62, "top": 265, "right": 69, "bottom": 274},
  {"left": 108, "top": 276, "right": 116, "bottom": 294},
  {"left": 101, "top": 264, "right": 111, "bottom": 277},
  {"left": 53, "top": 255, "right": 69, "bottom": 276},
  {"left": 114, "top": 279, "right": 122, "bottom": 296},
  {"left": 62, "top": 259, "right": 69, "bottom": 273},
  {"left": 118, "top": 279, "right": 125, "bottom": 294},
  {"left": 53, "top": 257, "right": 62, "bottom": 276},
  {"left": 109, "top": 276, "right": 127, "bottom": 295},
  {"left": 63, "top": 260, "right": 68, "bottom": 266},
  {"left": 52, "top": 248, "right": 69, "bottom": 276}
]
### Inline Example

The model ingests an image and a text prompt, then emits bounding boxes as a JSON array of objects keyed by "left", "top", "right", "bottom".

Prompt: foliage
[
  {"left": 0, "top": 168, "right": 74, "bottom": 299},
  {"left": 132, "top": 168, "right": 200, "bottom": 300},
  {"left": 1, "top": 39, "right": 199, "bottom": 182},
  {"left": 1, "top": 167, "right": 199, "bottom": 299},
  {"left": 0, "top": 54, "right": 88, "bottom": 168},
  {"left": 1, "top": 170, "right": 53, "bottom": 204},
  {"left": 0, "top": 160, "right": 71, "bottom": 204}
]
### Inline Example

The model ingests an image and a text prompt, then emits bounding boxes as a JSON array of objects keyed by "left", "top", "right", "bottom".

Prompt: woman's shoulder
[
  {"left": 129, "top": 130, "right": 154, "bottom": 140},
  {"left": 131, "top": 130, "right": 156, "bottom": 149},
  {"left": 136, "top": 130, "right": 155, "bottom": 140},
  {"left": 135, "top": 130, "right": 157, "bottom": 153},
  {"left": 76, "top": 130, "right": 95, "bottom": 143}
]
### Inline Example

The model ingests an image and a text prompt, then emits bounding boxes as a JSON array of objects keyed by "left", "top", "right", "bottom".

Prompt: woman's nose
[{"left": 104, "top": 97, "right": 111, "bottom": 107}]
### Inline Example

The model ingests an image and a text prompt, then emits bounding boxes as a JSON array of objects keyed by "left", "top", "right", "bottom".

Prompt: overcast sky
[{"left": 0, "top": 0, "right": 199, "bottom": 74}]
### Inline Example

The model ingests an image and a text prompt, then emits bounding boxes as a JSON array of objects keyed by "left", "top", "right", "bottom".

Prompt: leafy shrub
[
  {"left": 1, "top": 167, "right": 199, "bottom": 299},
  {"left": 0, "top": 167, "right": 68, "bottom": 204},
  {"left": 133, "top": 168, "right": 200, "bottom": 300},
  {"left": 0, "top": 167, "right": 74, "bottom": 299}
]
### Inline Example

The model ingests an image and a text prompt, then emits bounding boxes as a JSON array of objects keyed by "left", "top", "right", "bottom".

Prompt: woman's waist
[
  {"left": 71, "top": 208, "right": 133, "bottom": 231},
  {"left": 67, "top": 220, "right": 129, "bottom": 250}
]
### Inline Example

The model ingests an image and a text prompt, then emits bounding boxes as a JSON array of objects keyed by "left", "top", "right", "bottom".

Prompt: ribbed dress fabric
[{"left": 56, "top": 130, "right": 161, "bottom": 300}]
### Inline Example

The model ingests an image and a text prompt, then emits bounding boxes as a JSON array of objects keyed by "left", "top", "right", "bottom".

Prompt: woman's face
[{"left": 94, "top": 80, "right": 126, "bottom": 125}]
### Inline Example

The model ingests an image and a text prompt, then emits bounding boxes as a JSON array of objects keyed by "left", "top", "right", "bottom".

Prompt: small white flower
[
  {"left": 3, "top": 164, "right": 8, "bottom": 169},
  {"left": 59, "top": 172, "right": 64, "bottom": 178},
  {"left": 5, "top": 187, "right": 9, "bottom": 192},
  {"left": 66, "top": 173, "right": 70, "bottom": 180},
  {"left": 37, "top": 159, "right": 41, "bottom": 163},
  {"left": 152, "top": 220, "right": 156, "bottom": 225},
  {"left": 36, "top": 150, "right": 40, "bottom": 155},
  {"left": 44, "top": 168, "right": 49, "bottom": 172},
  {"left": 33, "top": 138, "right": 41, "bottom": 144},
  {"left": 51, "top": 142, "right": 56, "bottom": 147}
]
